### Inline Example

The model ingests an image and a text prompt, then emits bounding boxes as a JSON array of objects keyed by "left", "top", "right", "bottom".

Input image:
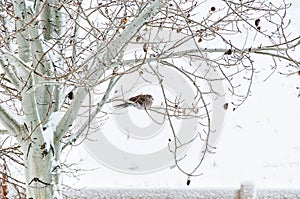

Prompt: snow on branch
[
  {"left": 0, "top": 50, "right": 29, "bottom": 91},
  {"left": 0, "top": 104, "right": 24, "bottom": 136}
]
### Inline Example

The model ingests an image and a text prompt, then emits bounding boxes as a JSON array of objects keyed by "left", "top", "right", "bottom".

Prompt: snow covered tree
[{"left": 0, "top": 0, "right": 299, "bottom": 198}]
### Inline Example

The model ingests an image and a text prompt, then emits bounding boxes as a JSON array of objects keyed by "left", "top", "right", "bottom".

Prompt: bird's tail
[{"left": 114, "top": 102, "right": 130, "bottom": 109}]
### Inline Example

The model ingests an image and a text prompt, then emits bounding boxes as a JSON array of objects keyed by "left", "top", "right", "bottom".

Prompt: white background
[
  {"left": 66, "top": 71, "right": 300, "bottom": 189},
  {"left": 64, "top": 0, "right": 300, "bottom": 190}
]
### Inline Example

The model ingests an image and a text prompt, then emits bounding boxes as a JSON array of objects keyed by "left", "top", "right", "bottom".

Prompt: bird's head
[{"left": 147, "top": 95, "right": 154, "bottom": 101}]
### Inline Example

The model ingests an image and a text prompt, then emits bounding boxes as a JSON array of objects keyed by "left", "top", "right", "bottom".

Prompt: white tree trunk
[{"left": 22, "top": 142, "right": 62, "bottom": 199}]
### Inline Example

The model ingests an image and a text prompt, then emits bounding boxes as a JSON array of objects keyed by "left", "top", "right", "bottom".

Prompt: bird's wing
[
  {"left": 129, "top": 95, "right": 145, "bottom": 103},
  {"left": 128, "top": 95, "right": 140, "bottom": 103}
]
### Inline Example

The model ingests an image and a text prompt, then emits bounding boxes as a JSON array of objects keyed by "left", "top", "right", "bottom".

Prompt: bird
[{"left": 115, "top": 94, "right": 154, "bottom": 110}]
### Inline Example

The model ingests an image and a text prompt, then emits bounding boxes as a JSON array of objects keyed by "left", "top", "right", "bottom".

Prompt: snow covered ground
[{"left": 64, "top": 70, "right": 300, "bottom": 190}]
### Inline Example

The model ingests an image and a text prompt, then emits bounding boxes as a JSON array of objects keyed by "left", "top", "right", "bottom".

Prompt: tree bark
[{"left": 22, "top": 141, "right": 62, "bottom": 199}]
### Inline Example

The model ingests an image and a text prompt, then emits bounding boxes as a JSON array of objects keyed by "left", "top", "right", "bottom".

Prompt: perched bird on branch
[{"left": 115, "top": 94, "right": 154, "bottom": 110}]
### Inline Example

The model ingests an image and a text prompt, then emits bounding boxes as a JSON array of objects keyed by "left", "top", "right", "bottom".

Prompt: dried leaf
[
  {"left": 223, "top": 103, "right": 229, "bottom": 110},
  {"left": 255, "top": 19, "right": 260, "bottom": 27},
  {"left": 214, "top": 25, "right": 220, "bottom": 31},
  {"left": 122, "top": 17, "right": 128, "bottom": 24}
]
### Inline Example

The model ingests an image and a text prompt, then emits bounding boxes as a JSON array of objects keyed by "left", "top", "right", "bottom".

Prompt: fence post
[{"left": 240, "top": 182, "right": 256, "bottom": 199}]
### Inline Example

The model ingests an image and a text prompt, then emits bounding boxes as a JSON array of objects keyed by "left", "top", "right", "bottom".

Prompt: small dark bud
[
  {"left": 187, "top": 179, "right": 191, "bottom": 186},
  {"left": 210, "top": 7, "right": 216, "bottom": 12},
  {"left": 255, "top": 19, "right": 260, "bottom": 27}
]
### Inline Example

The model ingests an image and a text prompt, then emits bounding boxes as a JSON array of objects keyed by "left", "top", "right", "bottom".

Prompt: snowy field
[{"left": 65, "top": 70, "right": 300, "bottom": 190}]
